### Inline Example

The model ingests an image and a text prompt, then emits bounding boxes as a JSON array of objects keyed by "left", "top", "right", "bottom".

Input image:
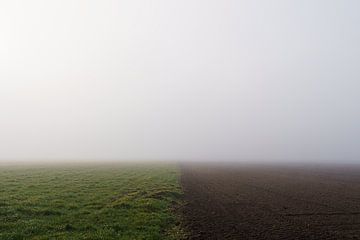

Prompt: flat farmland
[
  {"left": 181, "top": 164, "right": 360, "bottom": 240},
  {"left": 2, "top": 162, "right": 360, "bottom": 240}
]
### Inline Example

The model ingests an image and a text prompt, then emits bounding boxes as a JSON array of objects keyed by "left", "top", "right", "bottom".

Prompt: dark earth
[{"left": 180, "top": 163, "right": 360, "bottom": 240}]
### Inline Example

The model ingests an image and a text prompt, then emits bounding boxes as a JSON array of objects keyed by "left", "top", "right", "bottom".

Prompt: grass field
[{"left": 0, "top": 163, "right": 184, "bottom": 240}]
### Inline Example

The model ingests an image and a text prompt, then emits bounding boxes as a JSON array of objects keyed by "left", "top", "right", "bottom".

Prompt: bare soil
[{"left": 180, "top": 163, "right": 360, "bottom": 240}]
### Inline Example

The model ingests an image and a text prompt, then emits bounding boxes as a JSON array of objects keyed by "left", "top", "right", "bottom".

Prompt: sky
[{"left": 0, "top": 0, "right": 359, "bottom": 163}]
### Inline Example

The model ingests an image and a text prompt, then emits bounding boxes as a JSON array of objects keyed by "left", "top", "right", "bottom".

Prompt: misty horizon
[{"left": 1, "top": 0, "right": 360, "bottom": 163}]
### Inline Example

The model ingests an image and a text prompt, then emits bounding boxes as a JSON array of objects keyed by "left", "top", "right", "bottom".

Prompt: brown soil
[{"left": 180, "top": 163, "right": 360, "bottom": 240}]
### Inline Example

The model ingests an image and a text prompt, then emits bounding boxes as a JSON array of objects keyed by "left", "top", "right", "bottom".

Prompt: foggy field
[
  {"left": 1, "top": 0, "right": 359, "bottom": 239},
  {"left": 0, "top": 164, "right": 184, "bottom": 240}
]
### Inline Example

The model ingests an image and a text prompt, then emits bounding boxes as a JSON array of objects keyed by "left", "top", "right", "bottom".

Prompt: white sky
[{"left": 0, "top": 0, "right": 359, "bottom": 162}]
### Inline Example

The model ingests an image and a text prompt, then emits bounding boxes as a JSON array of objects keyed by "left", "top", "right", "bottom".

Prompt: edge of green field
[{"left": 0, "top": 163, "right": 186, "bottom": 240}]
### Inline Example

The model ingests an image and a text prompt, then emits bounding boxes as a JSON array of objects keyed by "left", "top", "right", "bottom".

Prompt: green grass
[{"left": 0, "top": 163, "right": 184, "bottom": 240}]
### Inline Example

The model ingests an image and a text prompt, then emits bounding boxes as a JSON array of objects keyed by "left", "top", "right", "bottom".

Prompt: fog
[{"left": 1, "top": 0, "right": 359, "bottom": 163}]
